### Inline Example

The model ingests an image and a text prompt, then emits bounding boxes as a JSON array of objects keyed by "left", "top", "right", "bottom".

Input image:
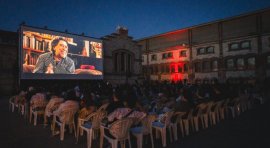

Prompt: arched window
[{"left": 113, "top": 50, "right": 134, "bottom": 74}]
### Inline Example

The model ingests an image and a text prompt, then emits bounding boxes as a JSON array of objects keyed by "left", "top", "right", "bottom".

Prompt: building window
[
  {"left": 150, "top": 66, "right": 153, "bottom": 74},
  {"left": 183, "top": 64, "right": 188, "bottom": 73},
  {"left": 267, "top": 56, "right": 270, "bottom": 64},
  {"left": 197, "top": 46, "right": 214, "bottom": 55},
  {"left": 237, "top": 58, "right": 245, "bottom": 70},
  {"left": 229, "top": 40, "right": 251, "bottom": 51},
  {"left": 120, "top": 53, "right": 125, "bottom": 71},
  {"left": 241, "top": 41, "right": 251, "bottom": 49},
  {"left": 162, "top": 52, "right": 173, "bottom": 59},
  {"left": 229, "top": 43, "right": 239, "bottom": 51},
  {"left": 206, "top": 46, "right": 214, "bottom": 53},
  {"left": 114, "top": 53, "right": 118, "bottom": 72},
  {"left": 247, "top": 57, "right": 255, "bottom": 69},
  {"left": 154, "top": 65, "right": 158, "bottom": 74},
  {"left": 165, "top": 65, "right": 170, "bottom": 73},
  {"left": 113, "top": 51, "right": 133, "bottom": 73},
  {"left": 171, "top": 65, "right": 175, "bottom": 73},
  {"left": 212, "top": 60, "right": 218, "bottom": 71},
  {"left": 203, "top": 61, "right": 211, "bottom": 72},
  {"left": 151, "top": 54, "right": 157, "bottom": 61},
  {"left": 268, "top": 37, "right": 270, "bottom": 47},
  {"left": 227, "top": 59, "right": 234, "bottom": 69},
  {"left": 180, "top": 50, "right": 187, "bottom": 57},
  {"left": 194, "top": 62, "right": 201, "bottom": 72},
  {"left": 168, "top": 52, "right": 173, "bottom": 58},
  {"left": 197, "top": 47, "right": 205, "bottom": 55},
  {"left": 178, "top": 64, "right": 183, "bottom": 73}
]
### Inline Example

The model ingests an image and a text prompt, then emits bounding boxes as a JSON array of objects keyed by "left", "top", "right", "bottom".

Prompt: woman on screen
[{"left": 33, "top": 38, "right": 75, "bottom": 74}]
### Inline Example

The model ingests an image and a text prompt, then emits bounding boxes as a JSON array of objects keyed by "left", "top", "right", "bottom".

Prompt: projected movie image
[{"left": 21, "top": 26, "right": 103, "bottom": 79}]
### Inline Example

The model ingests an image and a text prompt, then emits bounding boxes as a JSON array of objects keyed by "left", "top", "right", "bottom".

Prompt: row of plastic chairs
[
  {"left": 9, "top": 94, "right": 261, "bottom": 148},
  {"left": 172, "top": 95, "right": 254, "bottom": 140}
]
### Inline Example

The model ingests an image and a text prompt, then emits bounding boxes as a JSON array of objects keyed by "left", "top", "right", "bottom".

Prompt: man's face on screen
[{"left": 54, "top": 40, "right": 68, "bottom": 59}]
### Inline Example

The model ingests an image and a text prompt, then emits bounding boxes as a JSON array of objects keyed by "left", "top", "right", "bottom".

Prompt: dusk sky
[{"left": 0, "top": 0, "right": 270, "bottom": 39}]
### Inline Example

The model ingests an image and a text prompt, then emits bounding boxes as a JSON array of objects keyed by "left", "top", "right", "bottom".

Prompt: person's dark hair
[
  {"left": 51, "top": 38, "right": 68, "bottom": 53},
  {"left": 113, "top": 91, "right": 122, "bottom": 101}
]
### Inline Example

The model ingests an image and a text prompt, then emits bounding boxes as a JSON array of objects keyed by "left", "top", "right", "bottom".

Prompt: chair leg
[
  {"left": 29, "top": 110, "right": 32, "bottom": 123},
  {"left": 155, "top": 129, "right": 160, "bottom": 139},
  {"left": 161, "top": 128, "right": 166, "bottom": 147},
  {"left": 194, "top": 117, "right": 199, "bottom": 132},
  {"left": 34, "top": 113, "right": 37, "bottom": 126},
  {"left": 136, "top": 134, "right": 142, "bottom": 148},
  {"left": 204, "top": 115, "right": 208, "bottom": 128},
  {"left": 112, "top": 140, "right": 118, "bottom": 148},
  {"left": 73, "top": 123, "right": 77, "bottom": 138},
  {"left": 220, "top": 108, "right": 225, "bottom": 120},
  {"left": 87, "top": 130, "right": 93, "bottom": 148},
  {"left": 12, "top": 104, "right": 14, "bottom": 112},
  {"left": 212, "top": 113, "right": 216, "bottom": 125},
  {"left": 169, "top": 127, "right": 173, "bottom": 143},
  {"left": 216, "top": 111, "right": 219, "bottom": 123},
  {"left": 179, "top": 120, "right": 184, "bottom": 137},
  {"left": 120, "top": 140, "right": 125, "bottom": 148},
  {"left": 231, "top": 108, "right": 235, "bottom": 119},
  {"left": 150, "top": 132, "right": 154, "bottom": 148},
  {"left": 183, "top": 120, "right": 189, "bottom": 136},
  {"left": 128, "top": 135, "right": 132, "bottom": 148},
  {"left": 60, "top": 124, "right": 65, "bottom": 141},
  {"left": 172, "top": 124, "right": 177, "bottom": 141}
]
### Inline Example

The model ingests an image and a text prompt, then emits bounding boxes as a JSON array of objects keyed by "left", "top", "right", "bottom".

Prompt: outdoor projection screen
[{"left": 20, "top": 26, "right": 103, "bottom": 79}]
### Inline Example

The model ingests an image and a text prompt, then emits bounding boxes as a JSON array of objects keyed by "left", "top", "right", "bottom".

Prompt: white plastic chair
[{"left": 103, "top": 118, "right": 133, "bottom": 148}]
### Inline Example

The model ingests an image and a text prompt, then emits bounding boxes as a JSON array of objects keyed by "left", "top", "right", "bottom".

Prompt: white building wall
[
  {"left": 195, "top": 72, "right": 218, "bottom": 79},
  {"left": 226, "top": 70, "right": 255, "bottom": 78}
]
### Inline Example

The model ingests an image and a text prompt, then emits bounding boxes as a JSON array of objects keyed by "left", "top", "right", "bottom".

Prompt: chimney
[{"left": 116, "top": 26, "right": 128, "bottom": 36}]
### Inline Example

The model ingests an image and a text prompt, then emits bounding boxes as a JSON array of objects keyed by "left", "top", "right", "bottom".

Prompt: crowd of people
[
  {"left": 13, "top": 79, "right": 268, "bottom": 119},
  {"left": 9, "top": 79, "right": 268, "bottom": 146}
]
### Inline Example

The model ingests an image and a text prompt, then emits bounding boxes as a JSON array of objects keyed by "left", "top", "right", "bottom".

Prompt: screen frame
[{"left": 19, "top": 25, "right": 104, "bottom": 80}]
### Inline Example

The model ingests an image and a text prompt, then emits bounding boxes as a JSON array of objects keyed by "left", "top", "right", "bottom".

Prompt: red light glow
[{"left": 170, "top": 62, "right": 185, "bottom": 82}]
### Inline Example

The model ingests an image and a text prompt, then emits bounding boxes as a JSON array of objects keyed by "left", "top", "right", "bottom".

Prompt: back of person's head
[{"left": 113, "top": 91, "right": 122, "bottom": 102}]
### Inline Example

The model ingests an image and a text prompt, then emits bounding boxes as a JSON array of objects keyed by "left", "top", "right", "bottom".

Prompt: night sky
[{"left": 1, "top": 0, "right": 270, "bottom": 39}]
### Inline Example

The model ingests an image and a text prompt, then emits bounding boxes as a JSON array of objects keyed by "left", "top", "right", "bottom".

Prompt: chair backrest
[
  {"left": 45, "top": 97, "right": 64, "bottom": 116},
  {"left": 205, "top": 101, "right": 214, "bottom": 113},
  {"left": 31, "top": 93, "right": 47, "bottom": 109},
  {"left": 141, "top": 114, "right": 156, "bottom": 134},
  {"left": 212, "top": 100, "right": 224, "bottom": 112},
  {"left": 97, "top": 103, "right": 109, "bottom": 112},
  {"left": 195, "top": 103, "right": 207, "bottom": 115},
  {"left": 109, "top": 118, "right": 133, "bottom": 140},
  {"left": 128, "top": 111, "right": 147, "bottom": 126},
  {"left": 174, "top": 111, "right": 186, "bottom": 122},
  {"left": 90, "top": 111, "right": 106, "bottom": 129},
  {"left": 186, "top": 108, "right": 194, "bottom": 119},
  {"left": 57, "top": 101, "right": 79, "bottom": 123},
  {"left": 9, "top": 96, "right": 15, "bottom": 103},
  {"left": 60, "top": 107, "right": 78, "bottom": 124},
  {"left": 160, "top": 111, "right": 174, "bottom": 126}
]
